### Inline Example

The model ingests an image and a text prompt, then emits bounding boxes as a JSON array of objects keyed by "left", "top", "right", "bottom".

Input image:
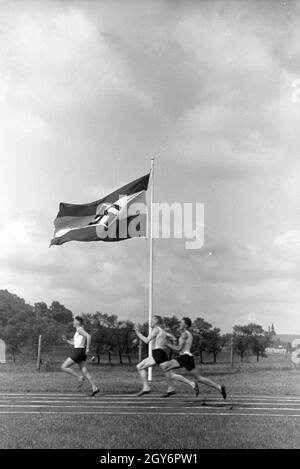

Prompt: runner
[
  {"left": 134, "top": 315, "right": 195, "bottom": 397},
  {"left": 161, "top": 317, "right": 227, "bottom": 399},
  {"left": 61, "top": 316, "right": 99, "bottom": 396}
]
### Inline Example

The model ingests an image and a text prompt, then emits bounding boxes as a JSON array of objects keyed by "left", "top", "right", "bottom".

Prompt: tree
[
  {"left": 233, "top": 323, "right": 270, "bottom": 362},
  {"left": 88, "top": 312, "right": 135, "bottom": 364},
  {"left": 25, "top": 310, "right": 69, "bottom": 361},
  {"left": 33, "top": 302, "right": 49, "bottom": 319},
  {"left": 0, "top": 291, "right": 34, "bottom": 361},
  {"left": 88, "top": 312, "right": 115, "bottom": 364},
  {"left": 0, "top": 290, "right": 33, "bottom": 326},
  {"left": 233, "top": 335, "right": 249, "bottom": 362},
  {"left": 250, "top": 334, "right": 270, "bottom": 362},
  {"left": 243, "top": 323, "right": 271, "bottom": 362},
  {"left": 233, "top": 325, "right": 251, "bottom": 362},
  {"left": 205, "top": 328, "right": 224, "bottom": 363},
  {"left": 192, "top": 317, "right": 212, "bottom": 363},
  {"left": 0, "top": 315, "right": 28, "bottom": 362},
  {"left": 113, "top": 320, "right": 135, "bottom": 364},
  {"left": 0, "top": 291, "right": 75, "bottom": 362},
  {"left": 49, "top": 301, "right": 73, "bottom": 324}
]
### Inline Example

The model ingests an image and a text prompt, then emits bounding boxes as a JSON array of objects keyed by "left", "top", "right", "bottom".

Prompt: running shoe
[
  {"left": 161, "top": 390, "right": 176, "bottom": 398},
  {"left": 136, "top": 389, "right": 151, "bottom": 396}
]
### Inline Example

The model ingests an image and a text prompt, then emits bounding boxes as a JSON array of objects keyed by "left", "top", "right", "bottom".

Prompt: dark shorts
[
  {"left": 153, "top": 348, "right": 168, "bottom": 365},
  {"left": 176, "top": 354, "right": 195, "bottom": 371},
  {"left": 70, "top": 348, "right": 87, "bottom": 363}
]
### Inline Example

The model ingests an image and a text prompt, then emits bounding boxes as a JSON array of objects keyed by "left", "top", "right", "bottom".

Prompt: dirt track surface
[{"left": 0, "top": 392, "right": 300, "bottom": 417}]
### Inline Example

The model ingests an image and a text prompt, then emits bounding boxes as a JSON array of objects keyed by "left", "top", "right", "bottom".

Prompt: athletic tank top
[
  {"left": 181, "top": 330, "right": 193, "bottom": 356},
  {"left": 153, "top": 327, "right": 167, "bottom": 350},
  {"left": 74, "top": 329, "right": 86, "bottom": 348}
]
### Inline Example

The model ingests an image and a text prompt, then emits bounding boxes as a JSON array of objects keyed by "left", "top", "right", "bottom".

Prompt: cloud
[
  {"left": 157, "top": 9, "right": 299, "bottom": 176},
  {"left": 273, "top": 230, "right": 300, "bottom": 247},
  {"left": 1, "top": 5, "right": 151, "bottom": 109},
  {"left": 86, "top": 2, "right": 299, "bottom": 181}
]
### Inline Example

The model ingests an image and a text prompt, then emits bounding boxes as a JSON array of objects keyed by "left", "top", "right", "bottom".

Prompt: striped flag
[{"left": 50, "top": 173, "right": 150, "bottom": 246}]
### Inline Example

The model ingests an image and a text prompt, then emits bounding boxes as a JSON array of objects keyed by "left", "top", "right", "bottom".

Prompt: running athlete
[
  {"left": 161, "top": 317, "right": 227, "bottom": 399},
  {"left": 134, "top": 315, "right": 195, "bottom": 397},
  {"left": 61, "top": 316, "right": 99, "bottom": 396}
]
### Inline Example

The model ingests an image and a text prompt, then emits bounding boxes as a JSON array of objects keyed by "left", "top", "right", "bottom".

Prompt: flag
[{"left": 50, "top": 173, "right": 150, "bottom": 246}]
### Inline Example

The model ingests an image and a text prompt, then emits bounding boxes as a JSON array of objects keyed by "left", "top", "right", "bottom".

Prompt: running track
[{"left": 0, "top": 392, "right": 300, "bottom": 417}]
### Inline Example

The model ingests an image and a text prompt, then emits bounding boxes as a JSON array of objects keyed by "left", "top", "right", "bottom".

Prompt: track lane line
[
  {"left": 0, "top": 393, "right": 299, "bottom": 400},
  {"left": 0, "top": 410, "right": 300, "bottom": 417}
]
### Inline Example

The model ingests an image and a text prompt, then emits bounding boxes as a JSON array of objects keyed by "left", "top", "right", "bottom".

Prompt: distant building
[
  {"left": 265, "top": 345, "right": 287, "bottom": 354},
  {"left": 268, "top": 324, "right": 276, "bottom": 336}
]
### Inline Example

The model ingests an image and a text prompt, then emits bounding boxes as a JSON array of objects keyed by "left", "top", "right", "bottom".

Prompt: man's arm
[
  {"left": 165, "top": 332, "right": 176, "bottom": 342},
  {"left": 62, "top": 335, "right": 74, "bottom": 346},
  {"left": 166, "top": 332, "right": 187, "bottom": 353},
  {"left": 134, "top": 325, "right": 158, "bottom": 345}
]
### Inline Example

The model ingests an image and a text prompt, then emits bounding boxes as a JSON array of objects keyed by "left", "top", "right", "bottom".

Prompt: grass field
[
  {"left": 1, "top": 414, "right": 299, "bottom": 449},
  {"left": 0, "top": 353, "right": 299, "bottom": 449}
]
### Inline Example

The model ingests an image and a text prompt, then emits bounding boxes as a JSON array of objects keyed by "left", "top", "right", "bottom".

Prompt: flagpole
[{"left": 148, "top": 158, "right": 154, "bottom": 381}]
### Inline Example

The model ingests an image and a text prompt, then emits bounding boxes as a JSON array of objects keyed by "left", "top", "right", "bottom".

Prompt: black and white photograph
[{"left": 0, "top": 0, "right": 299, "bottom": 455}]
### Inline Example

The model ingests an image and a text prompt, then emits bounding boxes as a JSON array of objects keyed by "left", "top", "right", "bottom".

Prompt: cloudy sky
[{"left": 1, "top": 0, "right": 300, "bottom": 333}]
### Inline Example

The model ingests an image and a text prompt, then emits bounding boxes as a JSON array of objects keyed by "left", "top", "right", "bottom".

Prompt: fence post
[
  {"left": 138, "top": 338, "right": 142, "bottom": 363},
  {"left": 37, "top": 335, "right": 42, "bottom": 371},
  {"left": 230, "top": 336, "right": 234, "bottom": 368},
  {"left": 0, "top": 339, "right": 5, "bottom": 364}
]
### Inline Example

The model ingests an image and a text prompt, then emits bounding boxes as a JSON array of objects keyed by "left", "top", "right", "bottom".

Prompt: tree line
[{"left": 0, "top": 289, "right": 279, "bottom": 364}]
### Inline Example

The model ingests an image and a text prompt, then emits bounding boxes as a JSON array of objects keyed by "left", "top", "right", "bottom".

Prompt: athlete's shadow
[{"left": 182, "top": 399, "right": 234, "bottom": 410}]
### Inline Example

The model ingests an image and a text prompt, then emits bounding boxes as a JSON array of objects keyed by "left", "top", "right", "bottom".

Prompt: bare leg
[
  {"left": 138, "top": 368, "right": 150, "bottom": 390},
  {"left": 170, "top": 371, "right": 194, "bottom": 389},
  {"left": 161, "top": 361, "right": 194, "bottom": 391},
  {"left": 189, "top": 369, "right": 221, "bottom": 391},
  {"left": 136, "top": 357, "right": 155, "bottom": 391},
  {"left": 164, "top": 370, "right": 175, "bottom": 393},
  {"left": 78, "top": 362, "right": 98, "bottom": 392},
  {"left": 160, "top": 359, "right": 181, "bottom": 373},
  {"left": 77, "top": 370, "right": 85, "bottom": 388},
  {"left": 61, "top": 357, "right": 83, "bottom": 380}
]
